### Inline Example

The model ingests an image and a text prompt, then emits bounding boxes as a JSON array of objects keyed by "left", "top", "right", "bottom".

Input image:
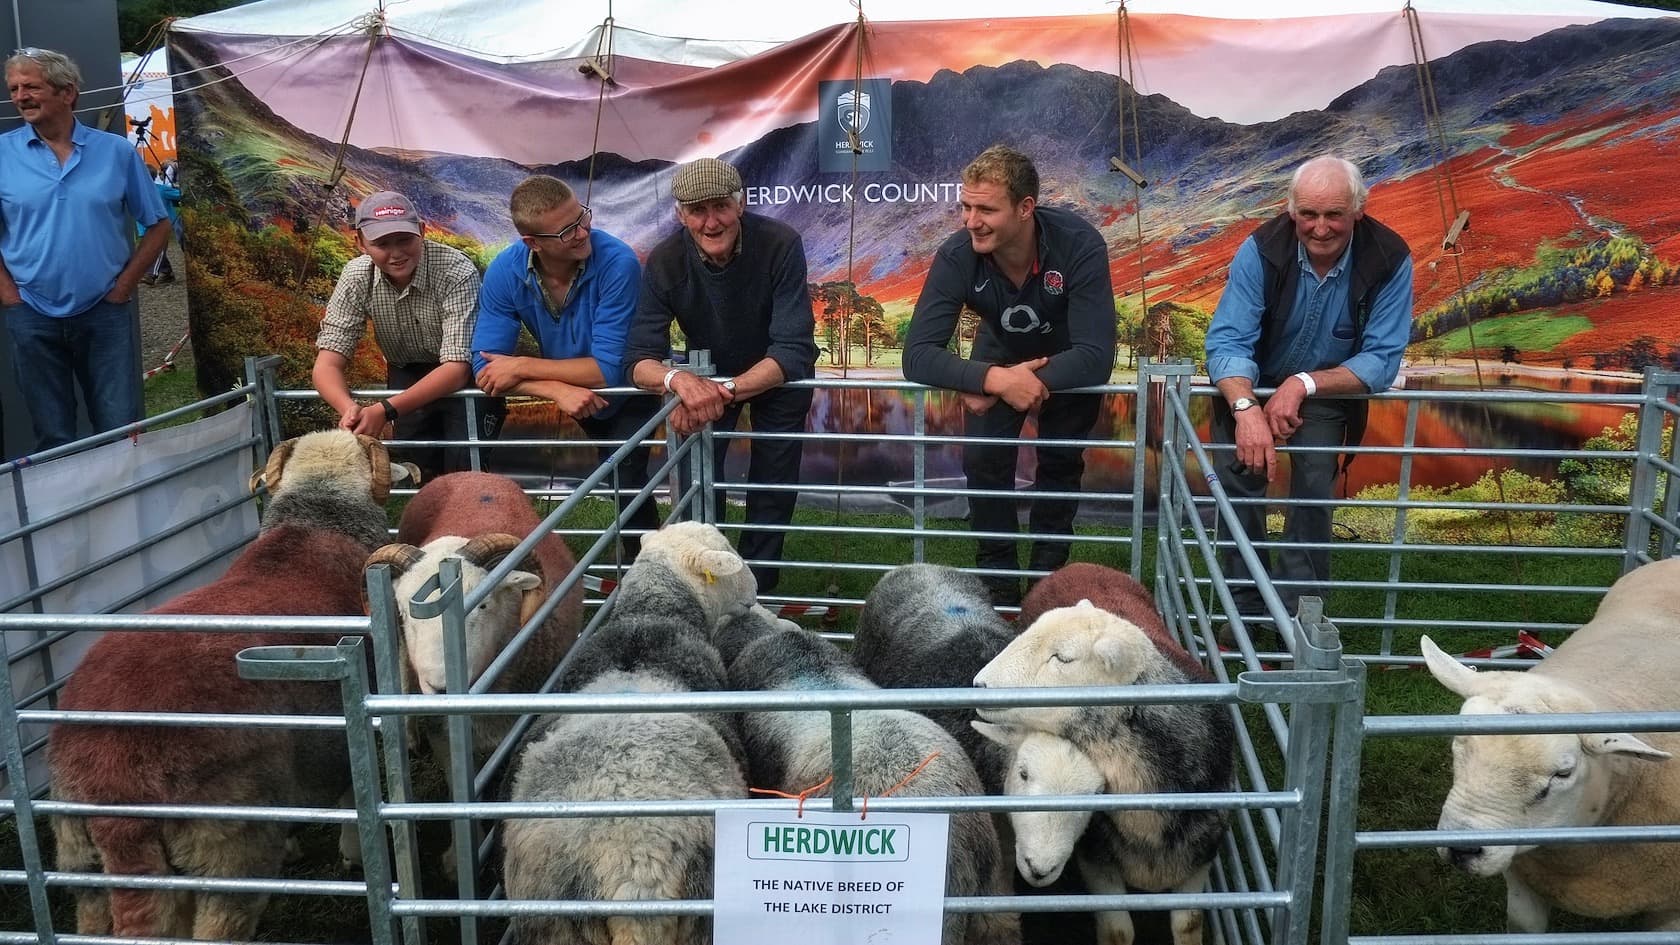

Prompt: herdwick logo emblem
[
  {"left": 836, "top": 89, "right": 871, "bottom": 136},
  {"left": 1001, "top": 304, "right": 1050, "bottom": 334},
  {"left": 1042, "top": 270, "right": 1064, "bottom": 295}
]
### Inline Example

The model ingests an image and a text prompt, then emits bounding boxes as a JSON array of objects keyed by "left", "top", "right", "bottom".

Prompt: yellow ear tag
[{"left": 705, "top": 569, "right": 717, "bottom": 585}]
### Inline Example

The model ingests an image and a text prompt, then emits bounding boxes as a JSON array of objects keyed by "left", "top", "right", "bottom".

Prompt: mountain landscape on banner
[{"left": 175, "top": 14, "right": 1680, "bottom": 379}]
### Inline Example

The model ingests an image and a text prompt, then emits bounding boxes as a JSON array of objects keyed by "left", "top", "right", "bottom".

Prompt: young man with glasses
[
  {"left": 0, "top": 47, "right": 169, "bottom": 452},
  {"left": 624, "top": 157, "right": 817, "bottom": 592},
  {"left": 471, "top": 175, "right": 658, "bottom": 554},
  {"left": 311, "top": 190, "right": 498, "bottom": 479}
]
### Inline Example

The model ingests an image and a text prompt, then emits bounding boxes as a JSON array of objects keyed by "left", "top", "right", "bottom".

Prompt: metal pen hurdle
[{"left": 7, "top": 357, "right": 1680, "bottom": 943}]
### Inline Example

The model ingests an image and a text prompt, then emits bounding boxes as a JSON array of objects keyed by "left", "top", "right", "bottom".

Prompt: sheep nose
[{"left": 1447, "top": 846, "right": 1483, "bottom": 868}]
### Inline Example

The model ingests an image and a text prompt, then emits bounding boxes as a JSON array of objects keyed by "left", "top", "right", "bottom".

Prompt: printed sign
[
  {"left": 817, "top": 78, "right": 893, "bottom": 173},
  {"left": 714, "top": 808, "right": 950, "bottom": 944}
]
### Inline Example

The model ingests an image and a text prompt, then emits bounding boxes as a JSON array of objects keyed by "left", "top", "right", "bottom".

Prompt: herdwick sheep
[
  {"left": 714, "top": 603, "right": 1021, "bottom": 945},
  {"left": 854, "top": 563, "right": 1018, "bottom": 795},
  {"left": 973, "top": 601, "right": 1234, "bottom": 945},
  {"left": 365, "top": 471, "right": 584, "bottom": 756},
  {"left": 1017, "top": 562, "right": 1209, "bottom": 683},
  {"left": 1421, "top": 556, "right": 1680, "bottom": 933},
  {"left": 501, "top": 520, "right": 753, "bottom": 945},
  {"left": 50, "top": 430, "right": 416, "bottom": 941}
]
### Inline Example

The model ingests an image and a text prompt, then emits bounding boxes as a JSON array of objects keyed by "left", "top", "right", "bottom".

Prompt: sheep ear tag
[{"left": 705, "top": 569, "right": 716, "bottom": 585}]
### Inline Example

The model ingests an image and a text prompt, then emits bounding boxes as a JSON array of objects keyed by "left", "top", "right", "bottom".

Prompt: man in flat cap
[
  {"left": 471, "top": 174, "right": 660, "bottom": 556},
  {"left": 313, "top": 189, "right": 498, "bottom": 478},
  {"left": 625, "top": 157, "right": 818, "bottom": 592}
]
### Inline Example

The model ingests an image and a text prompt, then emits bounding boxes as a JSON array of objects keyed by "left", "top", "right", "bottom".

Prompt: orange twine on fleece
[
  {"left": 747, "top": 750, "right": 944, "bottom": 820},
  {"left": 862, "top": 750, "right": 942, "bottom": 819},
  {"left": 749, "top": 775, "right": 834, "bottom": 818}
]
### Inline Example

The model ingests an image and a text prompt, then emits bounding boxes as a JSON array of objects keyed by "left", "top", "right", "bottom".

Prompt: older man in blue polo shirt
[
  {"left": 0, "top": 48, "right": 169, "bottom": 451},
  {"left": 471, "top": 174, "right": 659, "bottom": 555}
]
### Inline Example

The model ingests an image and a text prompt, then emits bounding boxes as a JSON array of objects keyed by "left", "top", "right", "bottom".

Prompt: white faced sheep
[
  {"left": 1422, "top": 555, "right": 1680, "bottom": 933},
  {"left": 973, "top": 601, "right": 1234, "bottom": 945},
  {"left": 853, "top": 563, "right": 1017, "bottom": 794},
  {"left": 49, "top": 430, "right": 416, "bottom": 941},
  {"left": 714, "top": 603, "right": 1022, "bottom": 945},
  {"left": 501, "top": 520, "right": 753, "bottom": 945},
  {"left": 1018, "top": 564, "right": 1171, "bottom": 650},
  {"left": 363, "top": 471, "right": 583, "bottom": 757}
]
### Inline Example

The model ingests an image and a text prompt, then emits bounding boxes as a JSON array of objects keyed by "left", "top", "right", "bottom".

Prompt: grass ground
[{"left": 142, "top": 347, "right": 201, "bottom": 429}]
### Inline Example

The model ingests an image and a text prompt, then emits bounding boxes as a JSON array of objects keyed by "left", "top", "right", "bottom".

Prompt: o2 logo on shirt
[
  {"left": 1042, "top": 270, "right": 1064, "bottom": 296},
  {"left": 1001, "top": 304, "right": 1052, "bottom": 335}
]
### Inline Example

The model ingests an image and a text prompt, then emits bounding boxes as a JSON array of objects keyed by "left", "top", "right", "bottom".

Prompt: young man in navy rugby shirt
[{"left": 904, "top": 145, "right": 1116, "bottom": 607}]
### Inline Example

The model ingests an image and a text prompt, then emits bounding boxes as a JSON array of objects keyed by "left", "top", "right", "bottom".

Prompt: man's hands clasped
[
  {"left": 975, "top": 357, "right": 1050, "bottom": 414},
  {"left": 667, "top": 371, "right": 737, "bottom": 436}
]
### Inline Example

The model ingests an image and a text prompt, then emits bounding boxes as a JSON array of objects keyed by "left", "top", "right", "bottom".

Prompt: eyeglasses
[{"left": 529, "top": 205, "right": 592, "bottom": 243}]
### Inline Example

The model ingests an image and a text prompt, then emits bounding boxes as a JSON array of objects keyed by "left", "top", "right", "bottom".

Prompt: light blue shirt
[
  {"left": 1205, "top": 234, "right": 1413, "bottom": 393},
  {"left": 0, "top": 120, "right": 168, "bottom": 316}
]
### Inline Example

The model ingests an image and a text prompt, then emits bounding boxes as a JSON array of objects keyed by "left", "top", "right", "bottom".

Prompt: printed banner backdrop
[{"left": 168, "top": 3, "right": 1680, "bottom": 498}]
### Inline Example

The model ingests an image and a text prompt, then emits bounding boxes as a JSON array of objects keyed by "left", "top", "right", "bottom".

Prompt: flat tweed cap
[{"left": 672, "top": 158, "right": 743, "bottom": 204}]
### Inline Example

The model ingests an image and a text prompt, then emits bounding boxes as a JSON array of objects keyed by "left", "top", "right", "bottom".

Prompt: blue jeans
[{"left": 4, "top": 298, "right": 142, "bottom": 451}]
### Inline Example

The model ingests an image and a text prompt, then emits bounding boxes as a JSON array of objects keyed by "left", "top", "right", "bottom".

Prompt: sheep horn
[
  {"left": 356, "top": 435, "right": 394, "bottom": 503},
  {"left": 361, "top": 542, "right": 424, "bottom": 615},
  {"left": 458, "top": 533, "right": 548, "bottom": 626},
  {"left": 250, "top": 437, "right": 298, "bottom": 495},
  {"left": 365, "top": 543, "right": 425, "bottom": 577},
  {"left": 457, "top": 533, "right": 540, "bottom": 579}
]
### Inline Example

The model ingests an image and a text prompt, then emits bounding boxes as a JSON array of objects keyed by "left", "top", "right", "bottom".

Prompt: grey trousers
[{"left": 1208, "top": 395, "right": 1352, "bottom": 617}]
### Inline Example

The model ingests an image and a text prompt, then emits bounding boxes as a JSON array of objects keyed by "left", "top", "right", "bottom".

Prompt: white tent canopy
[{"left": 175, "top": 0, "right": 1670, "bottom": 66}]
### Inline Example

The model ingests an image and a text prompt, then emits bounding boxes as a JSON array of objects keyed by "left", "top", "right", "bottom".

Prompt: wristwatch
[
  {"left": 379, "top": 399, "right": 399, "bottom": 422},
  {"left": 1231, "top": 396, "right": 1257, "bottom": 412},
  {"left": 720, "top": 379, "right": 737, "bottom": 394}
]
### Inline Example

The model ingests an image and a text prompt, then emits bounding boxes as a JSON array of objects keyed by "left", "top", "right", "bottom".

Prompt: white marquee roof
[{"left": 175, "top": 0, "right": 1673, "bottom": 66}]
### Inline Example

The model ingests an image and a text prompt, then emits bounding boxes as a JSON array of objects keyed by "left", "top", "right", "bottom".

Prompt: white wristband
[
  {"left": 1292, "top": 371, "right": 1317, "bottom": 397},
  {"left": 661, "top": 368, "right": 681, "bottom": 394}
]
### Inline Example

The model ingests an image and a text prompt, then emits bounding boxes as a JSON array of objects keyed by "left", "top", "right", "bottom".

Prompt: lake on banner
[{"left": 493, "top": 369, "right": 1642, "bottom": 501}]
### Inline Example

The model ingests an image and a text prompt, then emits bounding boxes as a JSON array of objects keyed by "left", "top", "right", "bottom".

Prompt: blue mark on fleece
[{"left": 944, "top": 604, "right": 971, "bottom": 617}]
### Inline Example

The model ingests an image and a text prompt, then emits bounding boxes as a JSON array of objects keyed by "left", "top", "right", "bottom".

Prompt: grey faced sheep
[
  {"left": 49, "top": 430, "right": 416, "bottom": 941},
  {"left": 854, "top": 563, "right": 1018, "bottom": 795},
  {"left": 714, "top": 603, "right": 1022, "bottom": 945},
  {"left": 1422, "top": 555, "right": 1680, "bottom": 933},
  {"left": 974, "top": 600, "right": 1234, "bottom": 945},
  {"left": 501, "top": 521, "right": 753, "bottom": 945},
  {"left": 364, "top": 471, "right": 584, "bottom": 757}
]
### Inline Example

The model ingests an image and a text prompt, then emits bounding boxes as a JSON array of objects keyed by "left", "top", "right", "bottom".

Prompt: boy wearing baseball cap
[{"left": 312, "top": 189, "right": 500, "bottom": 476}]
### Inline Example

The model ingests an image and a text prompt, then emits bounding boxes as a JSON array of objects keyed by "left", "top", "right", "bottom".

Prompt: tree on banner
[{"left": 809, "top": 281, "right": 890, "bottom": 366}]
